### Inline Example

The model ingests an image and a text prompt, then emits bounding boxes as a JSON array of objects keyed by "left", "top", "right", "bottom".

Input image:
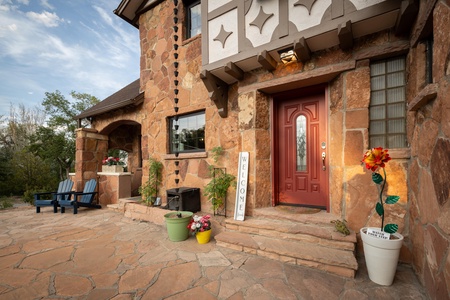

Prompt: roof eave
[{"left": 75, "top": 92, "right": 144, "bottom": 120}]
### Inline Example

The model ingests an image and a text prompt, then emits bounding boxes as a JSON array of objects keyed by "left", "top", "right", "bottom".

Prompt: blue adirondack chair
[
  {"left": 34, "top": 179, "right": 74, "bottom": 213},
  {"left": 59, "top": 179, "right": 101, "bottom": 214}
]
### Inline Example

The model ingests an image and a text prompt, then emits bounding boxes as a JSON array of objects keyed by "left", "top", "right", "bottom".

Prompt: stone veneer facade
[{"left": 76, "top": 1, "right": 449, "bottom": 298}]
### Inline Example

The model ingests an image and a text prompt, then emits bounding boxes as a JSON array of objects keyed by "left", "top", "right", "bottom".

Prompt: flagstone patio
[{"left": 0, "top": 205, "right": 429, "bottom": 299}]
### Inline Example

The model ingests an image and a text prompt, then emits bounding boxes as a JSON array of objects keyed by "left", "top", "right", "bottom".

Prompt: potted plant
[
  {"left": 187, "top": 214, "right": 212, "bottom": 244},
  {"left": 203, "top": 147, "right": 235, "bottom": 215},
  {"left": 102, "top": 156, "right": 125, "bottom": 172},
  {"left": 360, "top": 147, "right": 403, "bottom": 286},
  {"left": 138, "top": 158, "right": 163, "bottom": 206},
  {"left": 164, "top": 210, "right": 193, "bottom": 242}
]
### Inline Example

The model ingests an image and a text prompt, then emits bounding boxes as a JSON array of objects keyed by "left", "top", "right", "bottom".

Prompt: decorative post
[{"left": 173, "top": 0, "right": 180, "bottom": 197}]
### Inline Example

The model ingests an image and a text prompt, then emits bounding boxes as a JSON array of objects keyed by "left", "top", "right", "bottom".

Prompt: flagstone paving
[{"left": 0, "top": 206, "right": 429, "bottom": 299}]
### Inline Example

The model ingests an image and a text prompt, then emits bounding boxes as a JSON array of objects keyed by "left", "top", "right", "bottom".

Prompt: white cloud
[
  {"left": 93, "top": 6, "right": 112, "bottom": 27},
  {"left": 0, "top": 1, "right": 140, "bottom": 117},
  {"left": 26, "top": 10, "right": 63, "bottom": 27},
  {"left": 40, "top": 0, "right": 54, "bottom": 10}
]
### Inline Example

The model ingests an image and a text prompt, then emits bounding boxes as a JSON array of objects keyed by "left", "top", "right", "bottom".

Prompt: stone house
[{"left": 74, "top": 1, "right": 450, "bottom": 298}]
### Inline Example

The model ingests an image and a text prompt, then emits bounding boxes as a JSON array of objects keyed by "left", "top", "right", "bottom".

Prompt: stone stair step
[
  {"left": 215, "top": 231, "right": 357, "bottom": 278},
  {"left": 225, "top": 217, "right": 356, "bottom": 251},
  {"left": 107, "top": 204, "right": 120, "bottom": 212}
]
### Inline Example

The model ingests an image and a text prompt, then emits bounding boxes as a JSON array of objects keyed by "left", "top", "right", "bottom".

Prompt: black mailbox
[{"left": 166, "top": 187, "right": 201, "bottom": 213}]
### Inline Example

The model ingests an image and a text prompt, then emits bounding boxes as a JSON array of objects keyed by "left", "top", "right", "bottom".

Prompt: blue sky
[{"left": 0, "top": 0, "right": 140, "bottom": 118}]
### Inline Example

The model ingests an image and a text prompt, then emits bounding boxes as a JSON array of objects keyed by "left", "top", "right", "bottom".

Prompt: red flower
[{"left": 362, "top": 147, "right": 391, "bottom": 172}]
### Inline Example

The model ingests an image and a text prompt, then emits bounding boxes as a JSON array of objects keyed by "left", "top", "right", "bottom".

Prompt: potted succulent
[
  {"left": 360, "top": 147, "right": 403, "bottom": 286},
  {"left": 203, "top": 147, "right": 235, "bottom": 215},
  {"left": 187, "top": 214, "right": 212, "bottom": 244},
  {"left": 138, "top": 158, "right": 163, "bottom": 206}
]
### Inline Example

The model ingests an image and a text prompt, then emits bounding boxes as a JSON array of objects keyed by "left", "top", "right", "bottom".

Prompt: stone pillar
[
  {"left": 75, "top": 128, "right": 108, "bottom": 192},
  {"left": 98, "top": 173, "right": 132, "bottom": 206}
]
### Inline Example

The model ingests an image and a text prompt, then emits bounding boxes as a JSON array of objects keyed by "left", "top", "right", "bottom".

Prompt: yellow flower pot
[{"left": 195, "top": 229, "right": 212, "bottom": 244}]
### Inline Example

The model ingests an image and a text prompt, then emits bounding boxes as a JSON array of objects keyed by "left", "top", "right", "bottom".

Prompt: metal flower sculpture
[{"left": 362, "top": 147, "right": 399, "bottom": 234}]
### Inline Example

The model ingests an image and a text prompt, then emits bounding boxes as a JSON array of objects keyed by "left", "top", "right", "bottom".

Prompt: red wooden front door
[{"left": 274, "top": 87, "right": 329, "bottom": 209}]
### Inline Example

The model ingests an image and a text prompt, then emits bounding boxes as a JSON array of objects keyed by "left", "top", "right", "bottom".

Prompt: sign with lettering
[
  {"left": 367, "top": 228, "right": 391, "bottom": 240},
  {"left": 234, "top": 152, "right": 249, "bottom": 221}
]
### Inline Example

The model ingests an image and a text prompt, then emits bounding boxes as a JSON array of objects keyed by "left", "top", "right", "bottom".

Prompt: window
[
  {"left": 369, "top": 56, "right": 407, "bottom": 148},
  {"left": 186, "top": 0, "right": 201, "bottom": 39},
  {"left": 169, "top": 111, "right": 205, "bottom": 153}
]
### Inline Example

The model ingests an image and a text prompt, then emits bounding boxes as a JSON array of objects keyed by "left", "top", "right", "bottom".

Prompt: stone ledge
[
  {"left": 408, "top": 83, "right": 438, "bottom": 111},
  {"left": 215, "top": 231, "right": 358, "bottom": 278},
  {"left": 226, "top": 217, "right": 356, "bottom": 245}
]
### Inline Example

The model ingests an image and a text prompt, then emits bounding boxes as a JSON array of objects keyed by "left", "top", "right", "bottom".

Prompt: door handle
[{"left": 322, "top": 152, "right": 326, "bottom": 171}]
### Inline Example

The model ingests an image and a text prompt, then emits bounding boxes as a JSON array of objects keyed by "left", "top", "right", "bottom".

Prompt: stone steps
[{"left": 214, "top": 210, "right": 358, "bottom": 278}]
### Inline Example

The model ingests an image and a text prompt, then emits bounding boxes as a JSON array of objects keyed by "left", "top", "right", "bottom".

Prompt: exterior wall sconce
[{"left": 279, "top": 49, "right": 298, "bottom": 64}]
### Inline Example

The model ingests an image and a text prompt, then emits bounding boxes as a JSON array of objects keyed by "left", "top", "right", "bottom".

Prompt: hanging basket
[{"left": 164, "top": 211, "right": 193, "bottom": 242}]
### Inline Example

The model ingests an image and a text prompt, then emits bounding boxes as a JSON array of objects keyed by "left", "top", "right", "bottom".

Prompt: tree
[
  {"left": 28, "top": 127, "right": 74, "bottom": 180},
  {"left": 36, "top": 91, "right": 100, "bottom": 178},
  {"left": 0, "top": 91, "right": 99, "bottom": 196},
  {"left": 0, "top": 104, "right": 46, "bottom": 195}
]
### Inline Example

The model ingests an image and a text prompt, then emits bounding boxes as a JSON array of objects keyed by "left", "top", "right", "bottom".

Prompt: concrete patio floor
[{"left": 0, "top": 205, "right": 429, "bottom": 299}]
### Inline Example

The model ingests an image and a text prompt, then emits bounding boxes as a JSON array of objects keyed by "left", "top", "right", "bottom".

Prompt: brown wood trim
[
  {"left": 338, "top": 20, "right": 353, "bottom": 50},
  {"left": 294, "top": 37, "right": 311, "bottom": 62},
  {"left": 200, "top": 70, "right": 228, "bottom": 118},
  {"left": 224, "top": 62, "right": 244, "bottom": 80},
  {"left": 202, "top": 1, "right": 401, "bottom": 70},
  {"left": 257, "top": 50, "right": 277, "bottom": 71},
  {"left": 395, "top": 0, "right": 419, "bottom": 36},
  {"left": 239, "top": 60, "right": 355, "bottom": 95}
]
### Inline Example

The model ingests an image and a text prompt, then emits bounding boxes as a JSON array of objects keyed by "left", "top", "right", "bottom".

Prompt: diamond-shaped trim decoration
[
  {"left": 213, "top": 25, "right": 233, "bottom": 48},
  {"left": 294, "top": 0, "right": 317, "bottom": 15},
  {"left": 249, "top": 6, "right": 274, "bottom": 34}
]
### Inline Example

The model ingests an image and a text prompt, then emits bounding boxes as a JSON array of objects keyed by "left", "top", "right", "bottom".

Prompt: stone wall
[
  {"left": 75, "top": 128, "right": 107, "bottom": 191},
  {"left": 133, "top": 1, "right": 414, "bottom": 230},
  {"left": 406, "top": 2, "right": 450, "bottom": 299}
]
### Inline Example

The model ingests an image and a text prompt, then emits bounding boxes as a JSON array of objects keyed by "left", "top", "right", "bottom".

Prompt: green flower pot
[{"left": 164, "top": 211, "right": 193, "bottom": 242}]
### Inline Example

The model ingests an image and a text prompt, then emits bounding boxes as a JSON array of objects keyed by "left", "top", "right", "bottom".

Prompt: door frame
[{"left": 270, "top": 84, "right": 330, "bottom": 211}]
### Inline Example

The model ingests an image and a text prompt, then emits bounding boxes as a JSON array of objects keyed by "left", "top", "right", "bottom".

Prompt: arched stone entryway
[
  {"left": 74, "top": 120, "right": 142, "bottom": 207},
  {"left": 99, "top": 120, "right": 142, "bottom": 198}
]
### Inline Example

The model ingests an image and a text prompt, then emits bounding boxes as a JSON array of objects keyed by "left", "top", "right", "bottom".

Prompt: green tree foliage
[
  {"left": 0, "top": 105, "right": 45, "bottom": 195},
  {"left": 0, "top": 91, "right": 99, "bottom": 197},
  {"left": 42, "top": 90, "right": 99, "bottom": 133},
  {"left": 9, "top": 150, "right": 57, "bottom": 198},
  {"left": 28, "top": 127, "right": 75, "bottom": 180},
  {"left": 30, "top": 90, "right": 100, "bottom": 179}
]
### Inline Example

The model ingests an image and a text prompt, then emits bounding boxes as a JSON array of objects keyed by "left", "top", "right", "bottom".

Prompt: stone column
[{"left": 75, "top": 128, "right": 108, "bottom": 192}]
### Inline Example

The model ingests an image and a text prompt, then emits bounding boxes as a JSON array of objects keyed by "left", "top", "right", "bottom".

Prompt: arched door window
[{"left": 296, "top": 115, "right": 307, "bottom": 171}]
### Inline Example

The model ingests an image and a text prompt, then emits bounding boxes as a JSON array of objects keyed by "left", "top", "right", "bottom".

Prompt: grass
[{"left": 0, "top": 196, "right": 14, "bottom": 209}]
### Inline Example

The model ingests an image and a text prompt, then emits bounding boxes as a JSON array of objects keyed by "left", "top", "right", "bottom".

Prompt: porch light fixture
[{"left": 279, "top": 49, "right": 298, "bottom": 64}]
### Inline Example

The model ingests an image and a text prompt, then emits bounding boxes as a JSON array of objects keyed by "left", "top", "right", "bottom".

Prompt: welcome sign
[{"left": 234, "top": 152, "right": 249, "bottom": 221}]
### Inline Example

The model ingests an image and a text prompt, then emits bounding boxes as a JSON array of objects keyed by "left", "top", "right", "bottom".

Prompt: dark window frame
[
  {"left": 185, "top": 0, "right": 201, "bottom": 39},
  {"left": 169, "top": 110, "right": 205, "bottom": 154}
]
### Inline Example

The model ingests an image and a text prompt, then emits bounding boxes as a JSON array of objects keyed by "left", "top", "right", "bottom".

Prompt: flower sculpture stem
[{"left": 363, "top": 147, "right": 399, "bottom": 234}]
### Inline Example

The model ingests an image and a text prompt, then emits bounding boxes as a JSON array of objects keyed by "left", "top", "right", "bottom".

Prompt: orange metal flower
[{"left": 362, "top": 147, "right": 391, "bottom": 172}]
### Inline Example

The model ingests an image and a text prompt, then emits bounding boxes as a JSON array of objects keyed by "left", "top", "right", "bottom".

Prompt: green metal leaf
[
  {"left": 372, "top": 173, "right": 383, "bottom": 184},
  {"left": 386, "top": 195, "right": 400, "bottom": 204},
  {"left": 384, "top": 224, "right": 398, "bottom": 234},
  {"left": 376, "top": 202, "right": 384, "bottom": 217}
]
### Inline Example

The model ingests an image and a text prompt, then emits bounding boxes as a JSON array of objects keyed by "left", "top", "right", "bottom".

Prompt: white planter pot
[
  {"left": 360, "top": 227, "right": 404, "bottom": 286},
  {"left": 102, "top": 165, "right": 124, "bottom": 173}
]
